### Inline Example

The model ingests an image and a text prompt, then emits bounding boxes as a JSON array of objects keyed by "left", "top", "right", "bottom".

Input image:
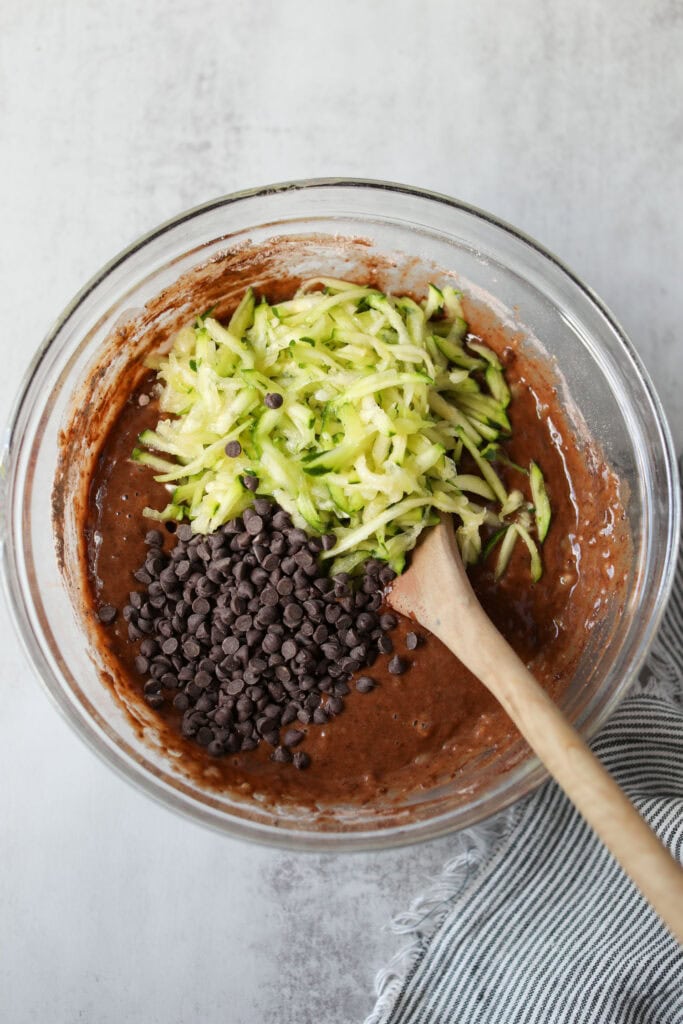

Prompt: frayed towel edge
[{"left": 364, "top": 806, "right": 519, "bottom": 1024}]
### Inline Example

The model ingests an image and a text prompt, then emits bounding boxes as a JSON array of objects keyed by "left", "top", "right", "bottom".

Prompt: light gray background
[{"left": 1, "top": 2, "right": 681, "bottom": 1022}]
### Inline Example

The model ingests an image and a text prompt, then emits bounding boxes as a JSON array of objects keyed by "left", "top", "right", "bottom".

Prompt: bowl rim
[{"left": 2, "top": 177, "right": 680, "bottom": 851}]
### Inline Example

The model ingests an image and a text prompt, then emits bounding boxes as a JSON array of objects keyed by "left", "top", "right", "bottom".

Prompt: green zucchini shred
[
  {"left": 530, "top": 460, "right": 552, "bottom": 542},
  {"left": 136, "top": 278, "right": 552, "bottom": 580}
]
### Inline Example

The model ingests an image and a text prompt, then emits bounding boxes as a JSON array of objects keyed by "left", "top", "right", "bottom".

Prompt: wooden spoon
[{"left": 388, "top": 516, "right": 683, "bottom": 943}]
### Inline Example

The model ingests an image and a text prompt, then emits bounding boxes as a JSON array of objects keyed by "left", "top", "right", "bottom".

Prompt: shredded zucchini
[{"left": 134, "top": 278, "right": 551, "bottom": 577}]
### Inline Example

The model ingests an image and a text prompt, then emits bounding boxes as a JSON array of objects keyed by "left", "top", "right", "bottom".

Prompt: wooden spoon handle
[
  {"left": 391, "top": 521, "right": 683, "bottom": 943},
  {"left": 477, "top": 631, "right": 683, "bottom": 945}
]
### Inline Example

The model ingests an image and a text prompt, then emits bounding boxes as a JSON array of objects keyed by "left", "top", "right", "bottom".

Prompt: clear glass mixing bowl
[{"left": 1, "top": 180, "right": 679, "bottom": 849}]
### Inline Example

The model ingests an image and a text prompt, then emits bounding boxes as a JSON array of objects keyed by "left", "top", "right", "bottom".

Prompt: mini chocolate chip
[
  {"left": 271, "top": 510, "right": 292, "bottom": 530},
  {"left": 377, "top": 634, "right": 394, "bottom": 654},
  {"left": 293, "top": 751, "right": 311, "bottom": 770},
  {"left": 262, "top": 633, "right": 281, "bottom": 655},
  {"left": 356, "top": 612, "right": 377, "bottom": 634},
  {"left": 324, "top": 604, "right": 342, "bottom": 625},
  {"left": 342, "top": 627, "right": 360, "bottom": 647},
  {"left": 356, "top": 676, "right": 375, "bottom": 693},
  {"left": 225, "top": 440, "right": 242, "bottom": 457},
  {"left": 387, "top": 655, "right": 408, "bottom": 675},
  {"left": 145, "top": 554, "right": 165, "bottom": 576},
  {"left": 303, "top": 599, "right": 323, "bottom": 620},
  {"left": 282, "top": 729, "right": 305, "bottom": 745},
  {"left": 321, "top": 642, "right": 341, "bottom": 662},
  {"left": 246, "top": 627, "right": 263, "bottom": 647},
  {"left": 196, "top": 726, "right": 214, "bottom": 747},
  {"left": 405, "top": 631, "right": 424, "bottom": 650},
  {"left": 192, "top": 597, "right": 210, "bottom": 616},
  {"left": 218, "top": 637, "right": 236, "bottom": 657},
  {"left": 264, "top": 392, "right": 283, "bottom": 409},
  {"left": 261, "top": 552, "right": 280, "bottom": 572},
  {"left": 256, "top": 606, "right": 279, "bottom": 628},
  {"left": 283, "top": 604, "right": 303, "bottom": 627},
  {"left": 196, "top": 577, "right": 217, "bottom": 597},
  {"left": 244, "top": 514, "right": 263, "bottom": 536},
  {"left": 271, "top": 745, "right": 292, "bottom": 763},
  {"left": 97, "top": 605, "right": 117, "bottom": 624},
  {"left": 242, "top": 474, "right": 259, "bottom": 491},
  {"left": 310, "top": 624, "right": 327, "bottom": 646},
  {"left": 251, "top": 567, "right": 269, "bottom": 587},
  {"left": 280, "top": 704, "right": 298, "bottom": 725},
  {"left": 379, "top": 612, "right": 398, "bottom": 631},
  {"left": 267, "top": 681, "right": 286, "bottom": 703},
  {"left": 281, "top": 639, "right": 298, "bottom": 661}
]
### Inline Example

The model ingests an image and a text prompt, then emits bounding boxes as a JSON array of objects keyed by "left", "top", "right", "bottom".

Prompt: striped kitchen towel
[{"left": 367, "top": 540, "right": 683, "bottom": 1023}]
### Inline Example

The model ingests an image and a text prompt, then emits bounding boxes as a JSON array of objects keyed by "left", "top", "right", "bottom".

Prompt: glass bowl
[{"left": 1, "top": 179, "right": 679, "bottom": 850}]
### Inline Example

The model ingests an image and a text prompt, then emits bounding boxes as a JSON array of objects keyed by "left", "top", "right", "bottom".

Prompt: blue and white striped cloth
[{"left": 368, "top": 538, "right": 683, "bottom": 1023}]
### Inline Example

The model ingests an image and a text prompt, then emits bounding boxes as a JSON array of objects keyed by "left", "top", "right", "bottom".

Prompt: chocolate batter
[{"left": 83, "top": 299, "right": 628, "bottom": 811}]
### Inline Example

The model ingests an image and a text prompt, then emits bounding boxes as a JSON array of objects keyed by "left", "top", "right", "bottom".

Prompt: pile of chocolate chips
[{"left": 117, "top": 500, "right": 403, "bottom": 768}]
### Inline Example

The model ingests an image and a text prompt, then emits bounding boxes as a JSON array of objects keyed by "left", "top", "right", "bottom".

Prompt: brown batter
[{"left": 83, "top": 300, "right": 628, "bottom": 811}]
